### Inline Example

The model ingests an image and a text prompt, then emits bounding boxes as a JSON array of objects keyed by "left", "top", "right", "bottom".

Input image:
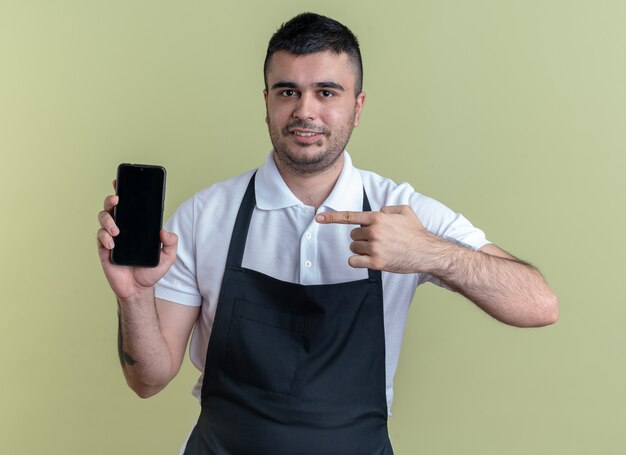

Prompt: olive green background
[{"left": 1, "top": 0, "right": 624, "bottom": 453}]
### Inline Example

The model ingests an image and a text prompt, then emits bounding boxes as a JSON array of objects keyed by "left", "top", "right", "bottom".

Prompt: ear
[
  {"left": 353, "top": 91, "right": 366, "bottom": 127},
  {"left": 263, "top": 89, "right": 269, "bottom": 124}
]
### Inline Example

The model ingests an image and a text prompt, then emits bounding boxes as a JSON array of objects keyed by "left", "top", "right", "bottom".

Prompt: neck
[{"left": 273, "top": 153, "right": 344, "bottom": 210}]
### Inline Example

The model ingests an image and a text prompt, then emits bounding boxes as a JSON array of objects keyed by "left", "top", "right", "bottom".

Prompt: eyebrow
[{"left": 271, "top": 81, "right": 345, "bottom": 92}]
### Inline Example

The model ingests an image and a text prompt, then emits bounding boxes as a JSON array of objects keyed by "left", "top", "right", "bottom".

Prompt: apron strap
[
  {"left": 362, "top": 189, "right": 382, "bottom": 283},
  {"left": 225, "top": 172, "right": 258, "bottom": 268},
  {"left": 226, "top": 171, "right": 383, "bottom": 283}
]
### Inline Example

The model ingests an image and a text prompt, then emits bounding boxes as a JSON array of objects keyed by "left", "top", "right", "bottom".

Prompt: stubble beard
[{"left": 269, "top": 115, "right": 356, "bottom": 176}]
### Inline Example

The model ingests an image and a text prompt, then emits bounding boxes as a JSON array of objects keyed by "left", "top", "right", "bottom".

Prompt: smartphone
[{"left": 111, "top": 163, "right": 166, "bottom": 267}]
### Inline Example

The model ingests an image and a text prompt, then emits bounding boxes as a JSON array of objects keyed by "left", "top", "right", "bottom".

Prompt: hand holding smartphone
[{"left": 111, "top": 163, "right": 166, "bottom": 267}]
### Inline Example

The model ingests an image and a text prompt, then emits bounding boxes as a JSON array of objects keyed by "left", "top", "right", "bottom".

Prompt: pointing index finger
[{"left": 316, "top": 211, "right": 374, "bottom": 225}]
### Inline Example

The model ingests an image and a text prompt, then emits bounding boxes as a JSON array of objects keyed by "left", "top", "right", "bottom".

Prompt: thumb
[
  {"left": 160, "top": 230, "right": 178, "bottom": 258},
  {"left": 380, "top": 205, "right": 405, "bottom": 215}
]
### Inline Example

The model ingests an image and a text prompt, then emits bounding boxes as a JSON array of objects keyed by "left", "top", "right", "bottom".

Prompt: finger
[
  {"left": 103, "top": 194, "right": 119, "bottom": 212},
  {"left": 160, "top": 230, "right": 178, "bottom": 258},
  {"left": 97, "top": 227, "right": 115, "bottom": 250},
  {"left": 381, "top": 204, "right": 419, "bottom": 220},
  {"left": 347, "top": 254, "right": 372, "bottom": 269},
  {"left": 158, "top": 231, "right": 178, "bottom": 270},
  {"left": 316, "top": 211, "right": 374, "bottom": 226},
  {"left": 349, "top": 227, "right": 370, "bottom": 241},
  {"left": 98, "top": 210, "right": 119, "bottom": 236},
  {"left": 112, "top": 179, "right": 117, "bottom": 191},
  {"left": 96, "top": 235, "right": 114, "bottom": 265},
  {"left": 349, "top": 240, "right": 371, "bottom": 256},
  {"left": 380, "top": 205, "right": 405, "bottom": 215}
]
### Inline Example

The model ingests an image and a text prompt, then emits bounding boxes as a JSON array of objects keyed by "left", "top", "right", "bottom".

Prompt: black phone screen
[{"left": 111, "top": 163, "right": 166, "bottom": 267}]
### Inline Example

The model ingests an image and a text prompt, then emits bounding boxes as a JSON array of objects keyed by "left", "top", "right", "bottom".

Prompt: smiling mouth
[
  {"left": 287, "top": 128, "right": 327, "bottom": 145},
  {"left": 283, "top": 120, "right": 328, "bottom": 145},
  {"left": 292, "top": 131, "right": 319, "bottom": 137}
]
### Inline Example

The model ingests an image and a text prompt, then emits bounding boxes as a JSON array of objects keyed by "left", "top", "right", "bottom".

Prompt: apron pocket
[{"left": 226, "top": 299, "right": 304, "bottom": 395}]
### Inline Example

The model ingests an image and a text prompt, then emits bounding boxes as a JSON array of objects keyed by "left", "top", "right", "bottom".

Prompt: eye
[
  {"left": 280, "top": 89, "right": 298, "bottom": 97},
  {"left": 320, "top": 90, "right": 334, "bottom": 98}
]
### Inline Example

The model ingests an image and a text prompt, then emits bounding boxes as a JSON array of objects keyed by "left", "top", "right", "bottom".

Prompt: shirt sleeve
[
  {"left": 410, "top": 193, "right": 491, "bottom": 287},
  {"left": 154, "top": 194, "right": 203, "bottom": 306}
]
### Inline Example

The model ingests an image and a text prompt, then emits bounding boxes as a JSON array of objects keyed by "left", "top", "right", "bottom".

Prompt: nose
[{"left": 292, "top": 92, "right": 316, "bottom": 120}]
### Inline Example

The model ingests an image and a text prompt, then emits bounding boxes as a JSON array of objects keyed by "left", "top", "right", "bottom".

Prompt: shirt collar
[
  {"left": 255, "top": 151, "right": 301, "bottom": 210},
  {"left": 320, "top": 151, "right": 363, "bottom": 212},
  {"left": 255, "top": 150, "right": 363, "bottom": 212}
]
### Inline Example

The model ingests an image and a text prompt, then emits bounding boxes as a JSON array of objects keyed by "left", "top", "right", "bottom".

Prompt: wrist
[
  {"left": 419, "top": 234, "right": 466, "bottom": 278},
  {"left": 117, "top": 286, "right": 155, "bottom": 306}
]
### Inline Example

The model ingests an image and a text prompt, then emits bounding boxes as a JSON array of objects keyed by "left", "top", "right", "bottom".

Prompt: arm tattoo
[{"left": 117, "top": 301, "right": 138, "bottom": 367}]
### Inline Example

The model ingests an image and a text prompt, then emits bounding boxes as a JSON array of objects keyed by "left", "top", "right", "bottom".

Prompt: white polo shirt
[{"left": 155, "top": 151, "right": 490, "bottom": 413}]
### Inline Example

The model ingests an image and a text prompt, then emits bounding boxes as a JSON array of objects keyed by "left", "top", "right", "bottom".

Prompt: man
[{"left": 97, "top": 12, "right": 558, "bottom": 455}]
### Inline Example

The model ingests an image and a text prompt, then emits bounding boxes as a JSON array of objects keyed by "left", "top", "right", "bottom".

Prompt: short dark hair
[{"left": 264, "top": 12, "right": 363, "bottom": 95}]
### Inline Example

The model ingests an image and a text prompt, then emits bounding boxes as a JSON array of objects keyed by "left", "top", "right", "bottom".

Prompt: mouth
[{"left": 288, "top": 128, "right": 326, "bottom": 144}]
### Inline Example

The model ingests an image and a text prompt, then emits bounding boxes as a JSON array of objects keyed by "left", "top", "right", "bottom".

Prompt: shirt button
[
  {"left": 304, "top": 260, "right": 312, "bottom": 268},
  {"left": 305, "top": 232, "right": 312, "bottom": 239}
]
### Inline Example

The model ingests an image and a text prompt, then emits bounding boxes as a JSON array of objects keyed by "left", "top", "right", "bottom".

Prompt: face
[{"left": 264, "top": 51, "right": 365, "bottom": 176}]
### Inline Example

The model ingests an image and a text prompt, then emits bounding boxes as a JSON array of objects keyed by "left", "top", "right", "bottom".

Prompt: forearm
[
  {"left": 315, "top": 206, "right": 558, "bottom": 326},
  {"left": 423, "top": 237, "right": 559, "bottom": 327},
  {"left": 117, "top": 289, "right": 178, "bottom": 398}
]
